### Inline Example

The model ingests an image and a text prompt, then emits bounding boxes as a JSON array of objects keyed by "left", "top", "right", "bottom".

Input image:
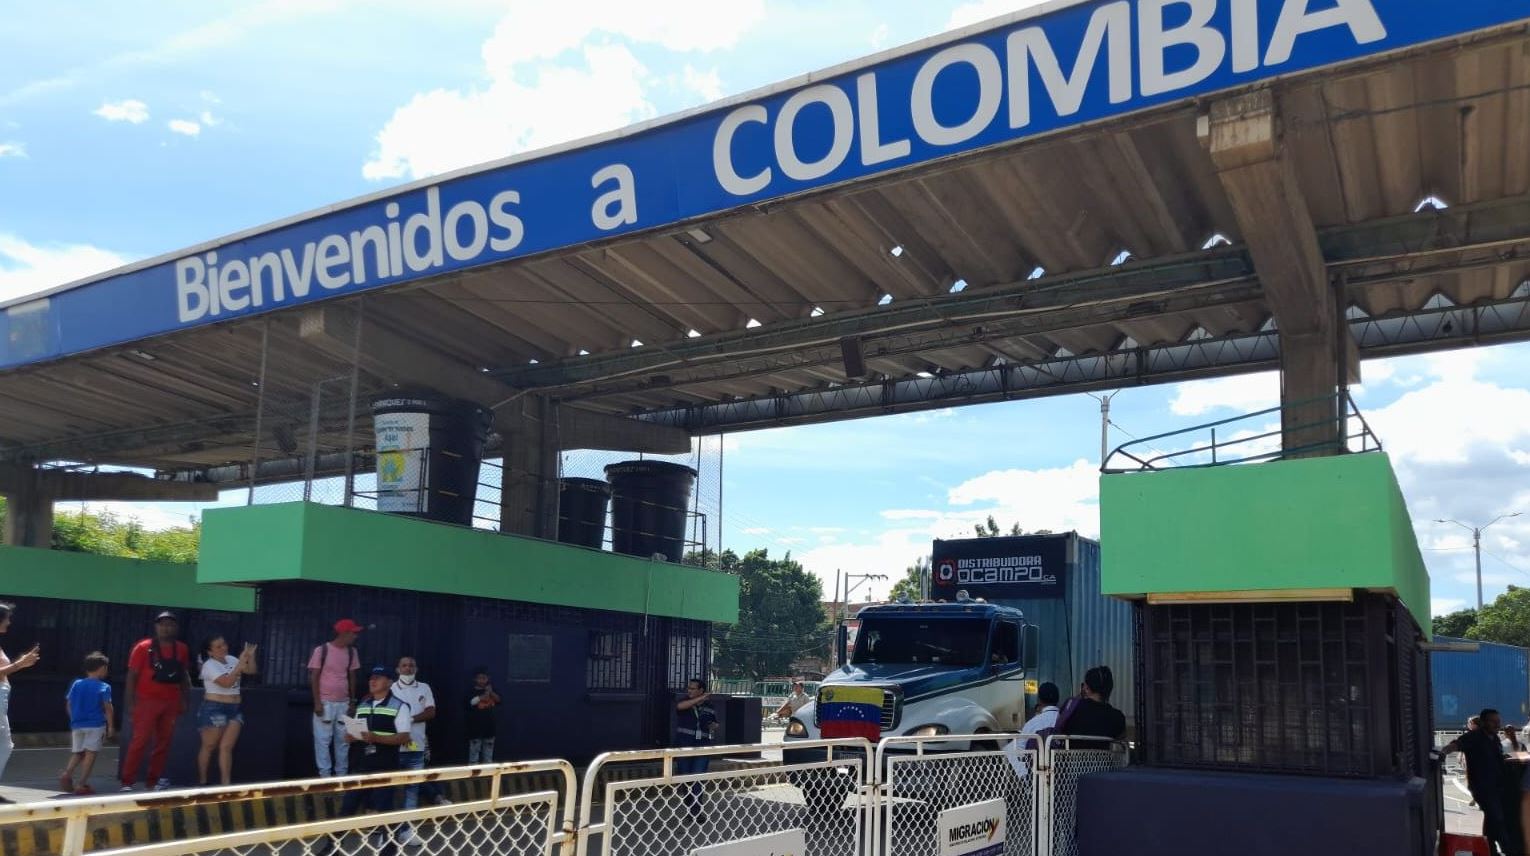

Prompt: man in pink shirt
[{"left": 308, "top": 619, "right": 362, "bottom": 777}]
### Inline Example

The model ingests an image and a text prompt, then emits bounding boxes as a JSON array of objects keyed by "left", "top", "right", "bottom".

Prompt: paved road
[{"left": 1, "top": 743, "right": 121, "bottom": 803}]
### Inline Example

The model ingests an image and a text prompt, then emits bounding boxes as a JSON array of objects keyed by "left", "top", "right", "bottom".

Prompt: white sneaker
[
  {"left": 398, "top": 828, "right": 424, "bottom": 848},
  {"left": 119, "top": 785, "right": 135, "bottom": 792},
  {"left": 152, "top": 779, "right": 172, "bottom": 791},
  {"left": 433, "top": 795, "right": 452, "bottom": 806}
]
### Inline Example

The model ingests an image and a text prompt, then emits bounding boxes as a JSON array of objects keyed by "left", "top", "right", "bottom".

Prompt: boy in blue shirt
[{"left": 61, "top": 652, "right": 115, "bottom": 795}]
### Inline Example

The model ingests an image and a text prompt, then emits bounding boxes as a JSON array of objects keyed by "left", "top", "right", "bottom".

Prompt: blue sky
[{"left": 3, "top": 1, "right": 1528, "bottom": 617}]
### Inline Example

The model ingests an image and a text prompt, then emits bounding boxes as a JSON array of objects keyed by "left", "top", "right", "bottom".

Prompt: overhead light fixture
[
  {"left": 745, "top": 318, "right": 761, "bottom": 329},
  {"left": 686, "top": 228, "right": 713, "bottom": 244},
  {"left": 687, "top": 329, "right": 702, "bottom": 338},
  {"left": 890, "top": 244, "right": 905, "bottom": 257},
  {"left": 131, "top": 349, "right": 157, "bottom": 361}
]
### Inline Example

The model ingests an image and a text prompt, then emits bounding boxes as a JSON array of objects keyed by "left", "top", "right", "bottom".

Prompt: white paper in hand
[{"left": 341, "top": 715, "right": 368, "bottom": 740}]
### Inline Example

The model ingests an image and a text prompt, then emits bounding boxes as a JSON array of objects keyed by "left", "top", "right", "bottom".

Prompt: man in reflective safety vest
[{"left": 339, "top": 666, "right": 413, "bottom": 818}]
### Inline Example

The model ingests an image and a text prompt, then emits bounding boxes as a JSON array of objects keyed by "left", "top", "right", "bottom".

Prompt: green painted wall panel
[
  {"left": 1099, "top": 453, "right": 1431, "bottom": 634},
  {"left": 0, "top": 545, "right": 256, "bottom": 612},
  {"left": 200, "top": 503, "right": 738, "bottom": 623}
]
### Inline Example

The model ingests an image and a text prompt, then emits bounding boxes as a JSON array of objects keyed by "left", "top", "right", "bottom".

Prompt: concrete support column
[
  {"left": 1207, "top": 89, "right": 1357, "bottom": 457},
  {"left": 1, "top": 465, "right": 54, "bottom": 548},
  {"left": 498, "top": 395, "right": 560, "bottom": 539}
]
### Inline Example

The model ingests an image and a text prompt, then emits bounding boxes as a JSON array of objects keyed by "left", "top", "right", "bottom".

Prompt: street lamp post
[{"left": 1437, "top": 512, "right": 1523, "bottom": 611}]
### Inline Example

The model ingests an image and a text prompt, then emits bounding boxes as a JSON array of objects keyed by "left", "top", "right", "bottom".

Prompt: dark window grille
[
  {"left": 668, "top": 633, "right": 706, "bottom": 690},
  {"left": 507, "top": 634, "right": 553, "bottom": 683},
  {"left": 587, "top": 630, "right": 635, "bottom": 690},
  {"left": 1136, "top": 595, "right": 1425, "bottom": 778}
]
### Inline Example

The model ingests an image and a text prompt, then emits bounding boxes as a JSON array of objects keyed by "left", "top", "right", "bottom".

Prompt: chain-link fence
[
  {"left": 879, "top": 735, "right": 1038, "bottom": 856},
  {"left": 0, "top": 761, "right": 575, "bottom": 856},
  {"left": 576, "top": 740, "right": 869, "bottom": 856},
  {"left": 2, "top": 737, "right": 1131, "bottom": 856},
  {"left": 1037, "top": 736, "right": 1130, "bottom": 856}
]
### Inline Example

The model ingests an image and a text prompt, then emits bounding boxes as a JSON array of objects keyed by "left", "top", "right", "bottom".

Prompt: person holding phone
[
  {"left": 196, "top": 636, "right": 258, "bottom": 786},
  {"left": 0, "top": 601, "right": 42, "bottom": 802}
]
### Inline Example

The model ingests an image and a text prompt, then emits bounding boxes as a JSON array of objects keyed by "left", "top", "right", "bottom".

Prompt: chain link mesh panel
[
  {"left": 883, "top": 746, "right": 1038, "bottom": 856},
  {"left": 578, "top": 744, "right": 866, "bottom": 856},
  {"left": 0, "top": 763, "right": 574, "bottom": 856},
  {"left": 1042, "top": 740, "right": 1129, "bottom": 856}
]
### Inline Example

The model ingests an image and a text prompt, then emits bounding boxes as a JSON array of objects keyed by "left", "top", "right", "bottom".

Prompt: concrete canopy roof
[{"left": 1, "top": 2, "right": 1528, "bottom": 480}]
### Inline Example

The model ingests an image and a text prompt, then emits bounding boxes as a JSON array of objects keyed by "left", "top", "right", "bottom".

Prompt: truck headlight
[
  {"left": 909, "top": 724, "right": 949, "bottom": 737},
  {"left": 786, "top": 719, "right": 808, "bottom": 737}
]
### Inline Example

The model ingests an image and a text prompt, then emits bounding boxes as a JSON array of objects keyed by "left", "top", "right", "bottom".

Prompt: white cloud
[
  {"left": 93, "top": 99, "right": 149, "bottom": 124},
  {"left": 0, "top": 234, "right": 130, "bottom": 303},
  {"left": 880, "top": 509, "right": 944, "bottom": 521},
  {"left": 681, "top": 65, "right": 724, "bottom": 101},
  {"left": 1168, "top": 371, "right": 1279, "bottom": 417},
  {"left": 167, "top": 119, "right": 202, "bottom": 137},
  {"left": 1432, "top": 598, "right": 1466, "bottom": 617},
  {"left": 363, "top": 0, "right": 766, "bottom": 181},
  {"left": 946, "top": 458, "right": 1100, "bottom": 536},
  {"left": 0, "top": 142, "right": 24, "bottom": 158},
  {"left": 55, "top": 501, "right": 199, "bottom": 532},
  {"left": 946, "top": 0, "right": 1046, "bottom": 31},
  {"left": 869, "top": 23, "right": 891, "bottom": 49},
  {"left": 741, "top": 526, "right": 771, "bottom": 535},
  {"left": 199, "top": 110, "right": 221, "bottom": 127}
]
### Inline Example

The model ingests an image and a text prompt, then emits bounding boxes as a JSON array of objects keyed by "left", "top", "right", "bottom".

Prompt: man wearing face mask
[{"left": 394, "top": 656, "right": 449, "bottom": 848}]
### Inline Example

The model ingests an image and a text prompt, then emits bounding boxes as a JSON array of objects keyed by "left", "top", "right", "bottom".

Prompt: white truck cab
[{"left": 784, "top": 599, "right": 1038, "bottom": 751}]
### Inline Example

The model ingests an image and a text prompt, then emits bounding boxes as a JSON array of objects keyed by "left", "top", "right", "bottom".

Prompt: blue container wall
[
  {"left": 988, "top": 534, "right": 1136, "bottom": 729},
  {"left": 1432, "top": 637, "right": 1530, "bottom": 728}
]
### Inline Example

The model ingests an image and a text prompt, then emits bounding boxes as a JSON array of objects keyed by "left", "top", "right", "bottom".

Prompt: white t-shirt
[
  {"left": 1020, "top": 706, "right": 1060, "bottom": 736},
  {"left": 200, "top": 655, "right": 242, "bottom": 697},
  {"left": 395, "top": 678, "right": 436, "bottom": 751},
  {"left": 783, "top": 691, "right": 810, "bottom": 715}
]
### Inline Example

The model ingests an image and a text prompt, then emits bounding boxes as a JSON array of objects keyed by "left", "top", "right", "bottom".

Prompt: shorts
[
  {"left": 72, "top": 727, "right": 106, "bottom": 753},
  {"left": 197, "top": 700, "right": 244, "bottom": 729}
]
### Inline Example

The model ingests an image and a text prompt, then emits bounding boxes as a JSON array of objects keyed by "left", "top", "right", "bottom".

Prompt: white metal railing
[
  {"left": 0, "top": 759, "right": 576, "bottom": 856},
  {"left": 575, "top": 739, "right": 871, "bottom": 856},
  {"left": 0, "top": 737, "right": 1132, "bottom": 856},
  {"left": 876, "top": 734, "right": 1039, "bottom": 856},
  {"left": 1036, "top": 736, "right": 1130, "bottom": 856}
]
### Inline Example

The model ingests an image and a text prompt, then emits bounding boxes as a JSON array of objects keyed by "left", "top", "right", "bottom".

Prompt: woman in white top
[
  {"left": 0, "top": 602, "right": 42, "bottom": 803},
  {"left": 196, "top": 636, "right": 257, "bottom": 786}
]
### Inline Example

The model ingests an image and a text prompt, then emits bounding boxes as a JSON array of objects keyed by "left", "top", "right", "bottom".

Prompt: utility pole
[
  {"left": 1089, "top": 391, "right": 1120, "bottom": 467},
  {"left": 1437, "top": 512, "right": 1522, "bottom": 610}
]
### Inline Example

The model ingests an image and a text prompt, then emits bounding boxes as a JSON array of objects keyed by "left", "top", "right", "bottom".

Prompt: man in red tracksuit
[{"left": 120, "top": 611, "right": 191, "bottom": 791}]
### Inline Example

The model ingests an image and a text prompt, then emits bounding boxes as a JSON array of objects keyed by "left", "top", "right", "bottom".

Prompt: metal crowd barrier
[
  {"left": 876, "top": 734, "right": 1040, "bottom": 856},
  {"left": 0, "top": 736, "right": 1130, "bottom": 856},
  {"left": 575, "top": 739, "right": 872, "bottom": 856},
  {"left": 0, "top": 759, "right": 576, "bottom": 856}
]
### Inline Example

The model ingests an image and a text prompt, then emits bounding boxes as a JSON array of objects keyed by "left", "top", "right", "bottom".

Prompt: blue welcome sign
[{"left": 4, "top": 0, "right": 1526, "bottom": 369}]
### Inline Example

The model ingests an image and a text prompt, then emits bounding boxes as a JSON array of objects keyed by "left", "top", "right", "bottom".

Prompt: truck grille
[
  {"left": 880, "top": 689, "right": 899, "bottom": 730},
  {"left": 815, "top": 687, "right": 900, "bottom": 731}
]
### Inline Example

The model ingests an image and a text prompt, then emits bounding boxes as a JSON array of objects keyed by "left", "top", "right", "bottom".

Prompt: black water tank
[
  {"left": 558, "top": 477, "right": 611, "bottom": 550},
  {"left": 371, "top": 395, "right": 489, "bottom": 527},
  {"left": 605, "top": 460, "right": 696, "bottom": 563}
]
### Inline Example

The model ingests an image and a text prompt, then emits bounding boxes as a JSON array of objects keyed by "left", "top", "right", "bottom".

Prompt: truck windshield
[{"left": 851, "top": 617, "right": 990, "bottom": 667}]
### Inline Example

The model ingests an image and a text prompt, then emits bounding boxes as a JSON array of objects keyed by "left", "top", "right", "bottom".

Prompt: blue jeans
[
  {"left": 399, "top": 750, "right": 443, "bottom": 809},
  {"left": 0, "top": 684, "right": 12, "bottom": 783},
  {"left": 313, "top": 700, "right": 350, "bottom": 776},
  {"left": 673, "top": 752, "right": 711, "bottom": 813},
  {"left": 468, "top": 738, "right": 494, "bottom": 764}
]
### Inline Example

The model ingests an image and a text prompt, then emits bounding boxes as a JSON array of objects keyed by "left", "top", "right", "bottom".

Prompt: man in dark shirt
[
  {"left": 1444, "top": 708, "right": 1515, "bottom": 855},
  {"left": 1058, "top": 665, "right": 1127, "bottom": 741}
]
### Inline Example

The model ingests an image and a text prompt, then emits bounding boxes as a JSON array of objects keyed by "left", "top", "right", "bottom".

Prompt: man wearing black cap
[
  {"left": 338, "top": 666, "right": 413, "bottom": 817},
  {"left": 121, "top": 611, "right": 191, "bottom": 791}
]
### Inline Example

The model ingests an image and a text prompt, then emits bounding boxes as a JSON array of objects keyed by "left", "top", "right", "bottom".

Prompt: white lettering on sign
[
  {"left": 711, "top": 0, "right": 1386, "bottom": 196},
  {"left": 691, "top": 828, "right": 807, "bottom": 856},
  {"left": 176, "top": 186, "right": 526, "bottom": 323},
  {"left": 939, "top": 798, "right": 1006, "bottom": 856}
]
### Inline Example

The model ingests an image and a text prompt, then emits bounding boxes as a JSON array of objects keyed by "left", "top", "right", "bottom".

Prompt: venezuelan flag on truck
[{"left": 817, "top": 686, "right": 883, "bottom": 741}]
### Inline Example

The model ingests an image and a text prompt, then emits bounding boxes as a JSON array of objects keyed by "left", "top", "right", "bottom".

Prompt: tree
[
  {"left": 889, "top": 557, "right": 930, "bottom": 602},
  {"left": 1467, "top": 587, "right": 1530, "bottom": 648},
  {"left": 1433, "top": 608, "right": 1478, "bottom": 639},
  {"left": 704, "top": 548, "right": 830, "bottom": 680},
  {"left": 2, "top": 502, "right": 201, "bottom": 563},
  {"left": 973, "top": 516, "right": 1052, "bottom": 538}
]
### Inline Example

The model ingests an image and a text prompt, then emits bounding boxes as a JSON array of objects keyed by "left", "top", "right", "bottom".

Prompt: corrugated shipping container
[
  {"left": 1432, "top": 636, "right": 1530, "bottom": 727},
  {"left": 932, "top": 532, "right": 1135, "bottom": 729}
]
